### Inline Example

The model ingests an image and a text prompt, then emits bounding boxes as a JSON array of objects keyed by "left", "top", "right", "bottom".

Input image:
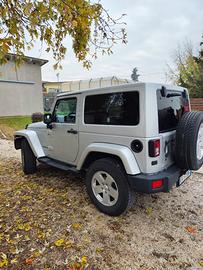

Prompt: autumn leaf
[
  {"left": 67, "top": 262, "right": 81, "bottom": 270},
  {"left": 185, "top": 226, "right": 196, "bottom": 234},
  {"left": 34, "top": 250, "right": 41, "bottom": 257},
  {"left": 0, "top": 0, "right": 126, "bottom": 69},
  {"left": 11, "top": 258, "right": 18, "bottom": 264},
  {"left": 37, "top": 230, "right": 46, "bottom": 239},
  {"left": 72, "top": 223, "right": 83, "bottom": 230},
  {"left": 24, "top": 223, "right": 31, "bottom": 232},
  {"left": 96, "top": 247, "right": 104, "bottom": 254},
  {"left": 65, "top": 240, "right": 74, "bottom": 248},
  {"left": 0, "top": 253, "right": 8, "bottom": 267},
  {"left": 25, "top": 235, "right": 30, "bottom": 241},
  {"left": 25, "top": 256, "right": 34, "bottom": 265},
  {"left": 17, "top": 224, "right": 24, "bottom": 230},
  {"left": 199, "top": 261, "right": 203, "bottom": 267},
  {"left": 0, "top": 233, "right": 3, "bottom": 241},
  {"left": 67, "top": 256, "right": 88, "bottom": 270},
  {"left": 17, "top": 223, "right": 31, "bottom": 231},
  {"left": 54, "top": 239, "right": 65, "bottom": 247},
  {"left": 146, "top": 207, "right": 153, "bottom": 215},
  {"left": 81, "top": 256, "right": 87, "bottom": 265}
]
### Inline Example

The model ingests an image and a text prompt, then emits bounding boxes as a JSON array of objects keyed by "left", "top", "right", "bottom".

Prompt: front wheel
[
  {"left": 21, "top": 139, "right": 37, "bottom": 174},
  {"left": 85, "top": 158, "right": 134, "bottom": 216}
]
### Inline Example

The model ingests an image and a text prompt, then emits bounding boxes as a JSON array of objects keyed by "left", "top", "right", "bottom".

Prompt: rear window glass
[
  {"left": 157, "top": 89, "right": 189, "bottom": 133},
  {"left": 84, "top": 91, "right": 139, "bottom": 125}
]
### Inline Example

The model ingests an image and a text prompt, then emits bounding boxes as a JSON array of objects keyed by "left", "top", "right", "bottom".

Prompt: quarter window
[
  {"left": 157, "top": 90, "right": 189, "bottom": 133},
  {"left": 84, "top": 91, "right": 139, "bottom": 125}
]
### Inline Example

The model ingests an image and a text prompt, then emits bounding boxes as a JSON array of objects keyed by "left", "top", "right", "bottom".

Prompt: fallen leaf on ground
[
  {"left": 185, "top": 226, "right": 196, "bottom": 234},
  {"left": 11, "top": 258, "right": 18, "bottom": 264},
  {"left": 54, "top": 239, "right": 65, "bottom": 247},
  {"left": 65, "top": 240, "right": 74, "bottom": 248},
  {"left": 81, "top": 256, "right": 87, "bottom": 265},
  {"left": 72, "top": 223, "right": 83, "bottom": 230},
  {"left": 146, "top": 207, "right": 153, "bottom": 215},
  {"left": 25, "top": 256, "right": 34, "bottom": 265},
  {"left": 0, "top": 253, "right": 8, "bottom": 267},
  {"left": 199, "top": 261, "right": 203, "bottom": 267}
]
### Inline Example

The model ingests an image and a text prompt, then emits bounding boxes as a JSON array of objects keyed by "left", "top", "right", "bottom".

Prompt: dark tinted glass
[
  {"left": 157, "top": 90, "right": 189, "bottom": 133},
  {"left": 84, "top": 91, "right": 139, "bottom": 125}
]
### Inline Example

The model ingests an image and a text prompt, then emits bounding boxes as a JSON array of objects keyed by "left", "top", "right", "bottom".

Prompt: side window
[
  {"left": 84, "top": 91, "right": 139, "bottom": 125},
  {"left": 53, "top": 98, "right": 77, "bottom": 123}
]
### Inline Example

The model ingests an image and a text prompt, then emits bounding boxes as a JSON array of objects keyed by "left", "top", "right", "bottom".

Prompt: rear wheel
[
  {"left": 85, "top": 158, "right": 134, "bottom": 216},
  {"left": 21, "top": 139, "right": 37, "bottom": 174},
  {"left": 175, "top": 112, "right": 203, "bottom": 170}
]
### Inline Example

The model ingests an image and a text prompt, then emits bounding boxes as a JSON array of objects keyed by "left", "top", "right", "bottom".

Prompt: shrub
[{"left": 31, "top": 112, "right": 43, "bottom": 123}]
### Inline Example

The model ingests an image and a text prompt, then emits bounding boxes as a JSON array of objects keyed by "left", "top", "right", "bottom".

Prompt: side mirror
[{"left": 44, "top": 113, "right": 52, "bottom": 126}]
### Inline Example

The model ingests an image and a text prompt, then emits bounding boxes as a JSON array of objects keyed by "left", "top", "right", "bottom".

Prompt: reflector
[{"left": 151, "top": 179, "right": 163, "bottom": 189}]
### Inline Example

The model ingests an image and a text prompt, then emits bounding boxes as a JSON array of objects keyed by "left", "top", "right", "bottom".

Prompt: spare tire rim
[
  {"left": 91, "top": 171, "right": 119, "bottom": 206},
  {"left": 197, "top": 123, "right": 203, "bottom": 160}
]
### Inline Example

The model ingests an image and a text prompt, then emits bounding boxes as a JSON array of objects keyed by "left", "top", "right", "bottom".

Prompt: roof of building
[
  {"left": 43, "top": 76, "right": 131, "bottom": 84},
  {"left": 57, "top": 82, "right": 185, "bottom": 97},
  {"left": 57, "top": 82, "right": 139, "bottom": 97},
  {"left": 6, "top": 53, "right": 48, "bottom": 66}
]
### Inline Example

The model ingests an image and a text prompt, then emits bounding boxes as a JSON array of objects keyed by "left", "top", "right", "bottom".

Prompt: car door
[{"left": 47, "top": 96, "right": 79, "bottom": 164}]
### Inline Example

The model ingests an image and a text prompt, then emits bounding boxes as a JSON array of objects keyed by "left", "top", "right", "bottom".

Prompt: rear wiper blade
[{"left": 166, "top": 93, "right": 182, "bottom": 97}]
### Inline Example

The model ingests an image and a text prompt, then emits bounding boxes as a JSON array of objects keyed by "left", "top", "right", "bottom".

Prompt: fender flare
[
  {"left": 77, "top": 143, "right": 140, "bottom": 175},
  {"left": 14, "top": 130, "right": 45, "bottom": 158}
]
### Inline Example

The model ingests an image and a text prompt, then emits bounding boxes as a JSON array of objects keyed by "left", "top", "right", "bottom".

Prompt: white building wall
[{"left": 0, "top": 60, "right": 44, "bottom": 116}]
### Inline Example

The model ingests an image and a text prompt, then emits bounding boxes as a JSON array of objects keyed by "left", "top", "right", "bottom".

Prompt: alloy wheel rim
[
  {"left": 91, "top": 171, "right": 119, "bottom": 206},
  {"left": 197, "top": 123, "right": 203, "bottom": 160}
]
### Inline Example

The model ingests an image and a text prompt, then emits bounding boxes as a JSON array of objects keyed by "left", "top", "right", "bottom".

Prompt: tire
[
  {"left": 85, "top": 158, "right": 134, "bottom": 216},
  {"left": 175, "top": 111, "right": 203, "bottom": 170},
  {"left": 21, "top": 139, "right": 37, "bottom": 174}
]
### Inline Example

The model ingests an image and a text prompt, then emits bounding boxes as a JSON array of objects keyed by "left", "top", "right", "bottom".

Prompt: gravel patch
[
  {"left": 0, "top": 139, "right": 20, "bottom": 160},
  {"left": 0, "top": 139, "right": 202, "bottom": 270}
]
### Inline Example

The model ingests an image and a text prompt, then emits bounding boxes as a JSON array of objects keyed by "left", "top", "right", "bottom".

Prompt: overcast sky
[{"left": 31, "top": 0, "right": 203, "bottom": 83}]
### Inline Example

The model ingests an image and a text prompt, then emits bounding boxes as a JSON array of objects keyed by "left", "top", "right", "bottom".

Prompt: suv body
[{"left": 14, "top": 82, "right": 203, "bottom": 215}]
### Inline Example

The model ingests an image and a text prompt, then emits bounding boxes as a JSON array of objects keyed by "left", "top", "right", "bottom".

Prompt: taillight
[
  {"left": 151, "top": 179, "right": 163, "bottom": 189},
  {"left": 149, "top": 139, "right": 160, "bottom": 157},
  {"left": 183, "top": 103, "right": 190, "bottom": 112}
]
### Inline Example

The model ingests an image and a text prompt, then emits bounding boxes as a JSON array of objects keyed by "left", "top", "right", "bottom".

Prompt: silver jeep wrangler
[{"left": 14, "top": 83, "right": 203, "bottom": 216}]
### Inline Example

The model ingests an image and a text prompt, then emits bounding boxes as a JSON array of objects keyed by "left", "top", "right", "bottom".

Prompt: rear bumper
[{"left": 127, "top": 165, "right": 188, "bottom": 193}]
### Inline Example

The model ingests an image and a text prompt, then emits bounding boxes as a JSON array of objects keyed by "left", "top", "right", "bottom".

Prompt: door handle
[{"left": 67, "top": 129, "right": 78, "bottom": 134}]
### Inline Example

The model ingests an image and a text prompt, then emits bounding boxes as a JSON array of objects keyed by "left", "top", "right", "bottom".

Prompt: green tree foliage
[
  {"left": 168, "top": 39, "right": 203, "bottom": 98},
  {"left": 193, "top": 37, "right": 203, "bottom": 93},
  {"left": 0, "top": 0, "right": 127, "bottom": 69},
  {"left": 131, "top": 67, "right": 140, "bottom": 82}
]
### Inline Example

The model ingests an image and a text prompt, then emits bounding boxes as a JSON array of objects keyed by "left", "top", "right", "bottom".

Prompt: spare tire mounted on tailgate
[{"left": 175, "top": 111, "right": 203, "bottom": 170}]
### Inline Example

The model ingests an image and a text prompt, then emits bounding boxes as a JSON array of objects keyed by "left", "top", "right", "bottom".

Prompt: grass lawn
[
  {"left": 0, "top": 116, "right": 31, "bottom": 139},
  {"left": 0, "top": 116, "right": 31, "bottom": 130}
]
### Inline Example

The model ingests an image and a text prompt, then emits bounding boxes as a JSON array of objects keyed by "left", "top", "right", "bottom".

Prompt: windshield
[{"left": 157, "top": 89, "right": 189, "bottom": 133}]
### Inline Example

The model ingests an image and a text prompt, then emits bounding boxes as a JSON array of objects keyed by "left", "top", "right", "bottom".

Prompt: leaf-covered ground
[{"left": 0, "top": 154, "right": 203, "bottom": 269}]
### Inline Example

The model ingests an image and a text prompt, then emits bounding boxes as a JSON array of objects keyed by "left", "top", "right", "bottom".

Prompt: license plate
[{"left": 177, "top": 170, "right": 191, "bottom": 186}]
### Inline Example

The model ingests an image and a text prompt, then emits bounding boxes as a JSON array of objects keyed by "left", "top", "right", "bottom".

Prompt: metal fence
[
  {"left": 43, "top": 92, "right": 58, "bottom": 112},
  {"left": 190, "top": 98, "right": 203, "bottom": 111}
]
